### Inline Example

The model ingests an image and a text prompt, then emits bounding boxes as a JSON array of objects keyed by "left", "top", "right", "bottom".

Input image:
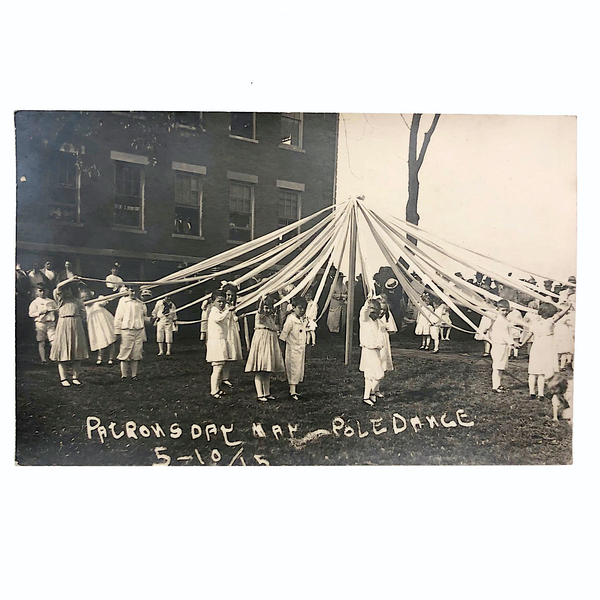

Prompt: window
[
  {"left": 230, "top": 112, "right": 256, "bottom": 140},
  {"left": 47, "top": 149, "right": 80, "bottom": 223},
  {"left": 174, "top": 111, "right": 205, "bottom": 131},
  {"left": 114, "top": 161, "right": 144, "bottom": 229},
  {"left": 229, "top": 182, "right": 254, "bottom": 242},
  {"left": 278, "top": 189, "right": 300, "bottom": 228},
  {"left": 174, "top": 171, "right": 203, "bottom": 237},
  {"left": 280, "top": 112, "right": 303, "bottom": 148}
]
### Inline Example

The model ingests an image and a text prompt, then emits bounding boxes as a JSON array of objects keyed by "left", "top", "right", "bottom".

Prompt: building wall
[{"left": 15, "top": 111, "right": 338, "bottom": 281}]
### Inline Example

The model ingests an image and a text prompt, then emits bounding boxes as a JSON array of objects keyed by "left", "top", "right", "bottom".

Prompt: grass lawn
[{"left": 15, "top": 329, "right": 572, "bottom": 466}]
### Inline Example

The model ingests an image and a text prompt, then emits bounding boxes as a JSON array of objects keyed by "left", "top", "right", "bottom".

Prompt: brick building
[{"left": 15, "top": 111, "right": 339, "bottom": 282}]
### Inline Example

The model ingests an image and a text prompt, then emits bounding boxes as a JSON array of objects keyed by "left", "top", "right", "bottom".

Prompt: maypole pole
[{"left": 344, "top": 198, "right": 358, "bottom": 366}]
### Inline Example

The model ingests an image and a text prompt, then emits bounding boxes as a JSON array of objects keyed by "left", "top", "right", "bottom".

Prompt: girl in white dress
[
  {"left": 81, "top": 288, "right": 117, "bottom": 365},
  {"left": 521, "top": 302, "right": 571, "bottom": 399},
  {"left": 245, "top": 296, "right": 285, "bottom": 402},
  {"left": 205, "top": 290, "right": 242, "bottom": 399},
  {"left": 414, "top": 294, "right": 434, "bottom": 350},
  {"left": 221, "top": 285, "right": 243, "bottom": 389},
  {"left": 359, "top": 298, "right": 386, "bottom": 406},
  {"left": 304, "top": 289, "right": 318, "bottom": 346}
]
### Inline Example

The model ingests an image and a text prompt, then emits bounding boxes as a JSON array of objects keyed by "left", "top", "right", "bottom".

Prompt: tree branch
[{"left": 416, "top": 114, "right": 441, "bottom": 169}]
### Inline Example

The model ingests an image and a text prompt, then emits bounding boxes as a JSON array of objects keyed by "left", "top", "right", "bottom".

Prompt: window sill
[
  {"left": 229, "top": 135, "right": 259, "bottom": 144},
  {"left": 172, "top": 233, "right": 205, "bottom": 240},
  {"left": 279, "top": 144, "right": 305, "bottom": 153},
  {"left": 111, "top": 227, "right": 147, "bottom": 234},
  {"left": 49, "top": 221, "right": 84, "bottom": 227}
]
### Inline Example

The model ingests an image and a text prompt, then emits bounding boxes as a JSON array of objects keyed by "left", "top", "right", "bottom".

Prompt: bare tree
[{"left": 406, "top": 114, "right": 441, "bottom": 243}]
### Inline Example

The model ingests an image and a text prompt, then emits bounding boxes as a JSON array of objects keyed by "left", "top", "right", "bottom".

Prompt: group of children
[
  {"left": 203, "top": 287, "right": 313, "bottom": 402},
  {"left": 414, "top": 294, "right": 452, "bottom": 352},
  {"left": 28, "top": 275, "right": 180, "bottom": 387}
]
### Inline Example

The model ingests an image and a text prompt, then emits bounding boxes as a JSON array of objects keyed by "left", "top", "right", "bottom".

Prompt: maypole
[{"left": 344, "top": 198, "right": 358, "bottom": 366}]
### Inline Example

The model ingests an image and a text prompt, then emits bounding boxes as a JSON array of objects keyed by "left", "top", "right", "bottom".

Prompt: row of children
[
  {"left": 476, "top": 297, "right": 575, "bottom": 422},
  {"left": 203, "top": 286, "right": 317, "bottom": 402},
  {"left": 414, "top": 295, "right": 452, "bottom": 352},
  {"left": 28, "top": 278, "right": 179, "bottom": 386}
]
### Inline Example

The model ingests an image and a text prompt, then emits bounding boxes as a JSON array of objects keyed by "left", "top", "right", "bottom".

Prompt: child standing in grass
[
  {"left": 507, "top": 306, "right": 523, "bottom": 358},
  {"left": 486, "top": 299, "right": 517, "bottom": 393},
  {"left": 50, "top": 277, "right": 89, "bottom": 386},
  {"left": 415, "top": 294, "right": 434, "bottom": 350},
  {"left": 80, "top": 288, "right": 117, "bottom": 365},
  {"left": 206, "top": 288, "right": 243, "bottom": 398},
  {"left": 475, "top": 298, "right": 495, "bottom": 357},
  {"left": 304, "top": 289, "right": 318, "bottom": 347},
  {"left": 245, "top": 295, "right": 285, "bottom": 402},
  {"left": 359, "top": 297, "right": 386, "bottom": 406},
  {"left": 152, "top": 295, "right": 177, "bottom": 356},
  {"left": 114, "top": 285, "right": 149, "bottom": 381},
  {"left": 28, "top": 284, "right": 58, "bottom": 364},
  {"left": 378, "top": 294, "right": 397, "bottom": 375},
  {"left": 280, "top": 296, "right": 308, "bottom": 400},
  {"left": 521, "top": 302, "right": 571, "bottom": 399}
]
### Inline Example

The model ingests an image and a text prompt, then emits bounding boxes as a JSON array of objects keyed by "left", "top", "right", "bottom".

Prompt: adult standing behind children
[
  {"left": 105, "top": 262, "right": 124, "bottom": 294},
  {"left": 50, "top": 277, "right": 89, "bottom": 386},
  {"left": 114, "top": 285, "right": 149, "bottom": 381},
  {"left": 327, "top": 273, "right": 347, "bottom": 334}
]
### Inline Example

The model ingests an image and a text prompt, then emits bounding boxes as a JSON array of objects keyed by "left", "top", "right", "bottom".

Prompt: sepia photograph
[{"left": 14, "top": 110, "right": 576, "bottom": 466}]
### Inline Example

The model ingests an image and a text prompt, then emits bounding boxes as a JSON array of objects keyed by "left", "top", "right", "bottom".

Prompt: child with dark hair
[
  {"left": 114, "top": 285, "right": 149, "bottom": 381},
  {"left": 487, "top": 299, "right": 517, "bottom": 393},
  {"left": 359, "top": 297, "right": 386, "bottom": 406},
  {"left": 152, "top": 294, "right": 177, "bottom": 356},
  {"left": 304, "top": 289, "right": 318, "bottom": 346},
  {"left": 521, "top": 301, "right": 571, "bottom": 399},
  {"left": 279, "top": 295, "right": 308, "bottom": 400},
  {"left": 28, "top": 284, "right": 58, "bottom": 364},
  {"left": 245, "top": 295, "right": 285, "bottom": 402},
  {"left": 50, "top": 277, "right": 89, "bottom": 386},
  {"left": 221, "top": 284, "right": 243, "bottom": 389}
]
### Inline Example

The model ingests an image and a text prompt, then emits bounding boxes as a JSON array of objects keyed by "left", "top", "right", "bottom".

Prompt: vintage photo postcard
[{"left": 14, "top": 111, "right": 576, "bottom": 466}]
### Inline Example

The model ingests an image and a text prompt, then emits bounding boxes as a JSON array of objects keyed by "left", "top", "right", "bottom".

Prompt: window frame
[
  {"left": 229, "top": 112, "right": 258, "bottom": 143},
  {"left": 276, "top": 179, "right": 304, "bottom": 238},
  {"left": 46, "top": 145, "right": 82, "bottom": 225},
  {"left": 279, "top": 112, "right": 304, "bottom": 151},
  {"left": 227, "top": 171, "right": 257, "bottom": 243},
  {"left": 172, "top": 162, "right": 206, "bottom": 239},
  {"left": 111, "top": 151, "right": 148, "bottom": 232}
]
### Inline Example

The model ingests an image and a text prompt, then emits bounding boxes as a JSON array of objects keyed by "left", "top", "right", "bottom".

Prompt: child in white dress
[
  {"left": 474, "top": 298, "right": 495, "bottom": 357},
  {"left": 507, "top": 307, "right": 523, "bottom": 358},
  {"left": 378, "top": 294, "right": 397, "bottom": 378},
  {"left": 245, "top": 296, "right": 285, "bottom": 402},
  {"left": 152, "top": 295, "right": 177, "bottom": 356},
  {"left": 554, "top": 302, "right": 575, "bottom": 370},
  {"left": 429, "top": 301, "right": 450, "bottom": 354},
  {"left": 205, "top": 289, "right": 243, "bottom": 398},
  {"left": 521, "top": 302, "right": 571, "bottom": 399},
  {"left": 222, "top": 285, "right": 243, "bottom": 389},
  {"left": 81, "top": 288, "right": 117, "bottom": 365},
  {"left": 304, "top": 289, "right": 318, "bottom": 347},
  {"left": 114, "top": 285, "right": 149, "bottom": 381},
  {"left": 28, "top": 284, "right": 58, "bottom": 364},
  {"left": 415, "top": 294, "right": 434, "bottom": 350},
  {"left": 359, "top": 298, "right": 386, "bottom": 406},
  {"left": 280, "top": 296, "right": 308, "bottom": 400}
]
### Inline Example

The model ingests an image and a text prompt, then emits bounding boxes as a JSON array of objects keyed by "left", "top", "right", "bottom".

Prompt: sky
[{"left": 335, "top": 114, "right": 577, "bottom": 282}]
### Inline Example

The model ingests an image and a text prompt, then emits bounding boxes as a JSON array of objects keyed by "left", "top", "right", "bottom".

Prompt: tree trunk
[{"left": 405, "top": 113, "right": 440, "bottom": 245}]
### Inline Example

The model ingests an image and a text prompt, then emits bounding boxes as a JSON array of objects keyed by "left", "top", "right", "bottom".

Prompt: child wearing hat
[
  {"left": 28, "top": 284, "right": 58, "bottom": 364},
  {"left": 114, "top": 285, "right": 150, "bottom": 380}
]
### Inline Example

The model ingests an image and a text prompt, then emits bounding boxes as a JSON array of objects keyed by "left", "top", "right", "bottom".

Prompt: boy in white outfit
[
  {"left": 279, "top": 296, "right": 308, "bottom": 400},
  {"left": 152, "top": 295, "right": 177, "bottom": 356},
  {"left": 114, "top": 285, "right": 150, "bottom": 380},
  {"left": 483, "top": 299, "right": 518, "bottom": 393},
  {"left": 28, "top": 284, "right": 58, "bottom": 364}
]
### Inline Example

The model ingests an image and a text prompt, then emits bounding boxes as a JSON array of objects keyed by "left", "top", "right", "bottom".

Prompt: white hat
[{"left": 385, "top": 278, "right": 399, "bottom": 290}]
